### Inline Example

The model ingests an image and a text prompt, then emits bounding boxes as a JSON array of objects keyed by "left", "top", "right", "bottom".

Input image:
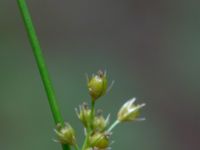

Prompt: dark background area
[{"left": 0, "top": 0, "right": 200, "bottom": 150}]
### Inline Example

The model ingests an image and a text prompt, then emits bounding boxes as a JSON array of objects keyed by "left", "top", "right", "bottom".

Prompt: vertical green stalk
[
  {"left": 81, "top": 100, "right": 95, "bottom": 150},
  {"left": 90, "top": 100, "right": 95, "bottom": 130},
  {"left": 16, "top": 0, "right": 70, "bottom": 150}
]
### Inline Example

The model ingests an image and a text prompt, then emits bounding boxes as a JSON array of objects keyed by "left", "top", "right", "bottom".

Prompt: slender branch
[
  {"left": 16, "top": 0, "right": 70, "bottom": 150},
  {"left": 90, "top": 100, "right": 95, "bottom": 129},
  {"left": 81, "top": 129, "right": 90, "bottom": 150},
  {"left": 74, "top": 144, "right": 80, "bottom": 150},
  {"left": 81, "top": 100, "right": 95, "bottom": 150},
  {"left": 107, "top": 120, "right": 120, "bottom": 132}
]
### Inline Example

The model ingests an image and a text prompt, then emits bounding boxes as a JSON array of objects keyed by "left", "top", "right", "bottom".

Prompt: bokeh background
[{"left": 1, "top": 0, "right": 200, "bottom": 150}]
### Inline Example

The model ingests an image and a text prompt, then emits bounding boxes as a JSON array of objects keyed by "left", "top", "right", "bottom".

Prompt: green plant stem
[
  {"left": 81, "top": 100, "right": 95, "bottom": 150},
  {"left": 17, "top": 0, "right": 63, "bottom": 125},
  {"left": 74, "top": 144, "right": 80, "bottom": 150},
  {"left": 90, "top": 100, "right": 95, "bottom": 129},
  {"left": 17, "top": 0, "right": 70, "bottom": 150},
  {"left": 81, "top": 138, "right": 87, "bottom": 150},
  {"left": 81, "top": 129, "right": 90, "bottom": 150},
  {"left": 107, "top": 120, "right": 120, "bottom": 132}
]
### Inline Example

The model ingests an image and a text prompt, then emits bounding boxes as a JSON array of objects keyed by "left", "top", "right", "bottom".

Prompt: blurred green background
[{"left": 0, "top": 0, "right": 200, "bottom": 150}]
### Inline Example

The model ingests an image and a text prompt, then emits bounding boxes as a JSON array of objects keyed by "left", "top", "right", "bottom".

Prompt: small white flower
[{"left": 117, "top": 97, "right": 146, "bottom": 122}]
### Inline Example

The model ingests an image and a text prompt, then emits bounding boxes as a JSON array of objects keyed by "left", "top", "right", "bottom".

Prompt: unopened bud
[
  {"left": 93, "top": 110, "right": 110, "bottom": 131},
  {"left": 54, "top": 123, "right": 76, "bottom": 145},
  {"left": 89, "top": 132, "right": 110, "bottom": 149},
  {"left": 87, "top": 70, "right": 108, "bottom": 100},
  {"left": 76, "top": 103, "right": 91, "bottom": 128}
]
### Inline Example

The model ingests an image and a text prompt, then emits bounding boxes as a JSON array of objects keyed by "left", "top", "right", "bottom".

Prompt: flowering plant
[
  {"left": 17, "top": 1, "right": 145, "bottom": 150},
  {"left": 54, "top": 71, "right": 146, "bottom": 150}
]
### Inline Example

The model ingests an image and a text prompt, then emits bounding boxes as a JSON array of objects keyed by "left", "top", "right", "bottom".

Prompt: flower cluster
[{"left": 54, "top": 70, "right": 146, "bottom": 150}]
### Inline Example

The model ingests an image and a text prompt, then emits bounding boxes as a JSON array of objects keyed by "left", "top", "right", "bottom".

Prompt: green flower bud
[
  {"left": 87, "top": 70, "right": 108, "bottom": 100},
  {"left": 93, "top": 110, "right": 110, "bottom": 131},
  {"left": 89, "top": 132, "right": 110, "bottom": 149},
  {"left": 54, "top": 123, "right": 76, "bottom": 145},
  {"left": 75, "top": 103, "right": 91, "bottom": 128},
  {"left": 117, "top": 98, "right": 146, "bottom": 122}
]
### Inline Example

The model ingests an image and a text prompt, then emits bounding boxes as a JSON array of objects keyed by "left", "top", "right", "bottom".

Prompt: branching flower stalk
[
  {"left": 73, "top": 71, "right": 146, "bottom": 150},
  {"left": 17, "top": 1, "right": 146, "bottom": 150}
]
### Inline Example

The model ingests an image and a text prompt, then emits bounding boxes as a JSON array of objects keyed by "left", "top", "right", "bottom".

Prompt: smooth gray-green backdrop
[{"left": 0, "top": 1, "right": 200, "bottom": 150}]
